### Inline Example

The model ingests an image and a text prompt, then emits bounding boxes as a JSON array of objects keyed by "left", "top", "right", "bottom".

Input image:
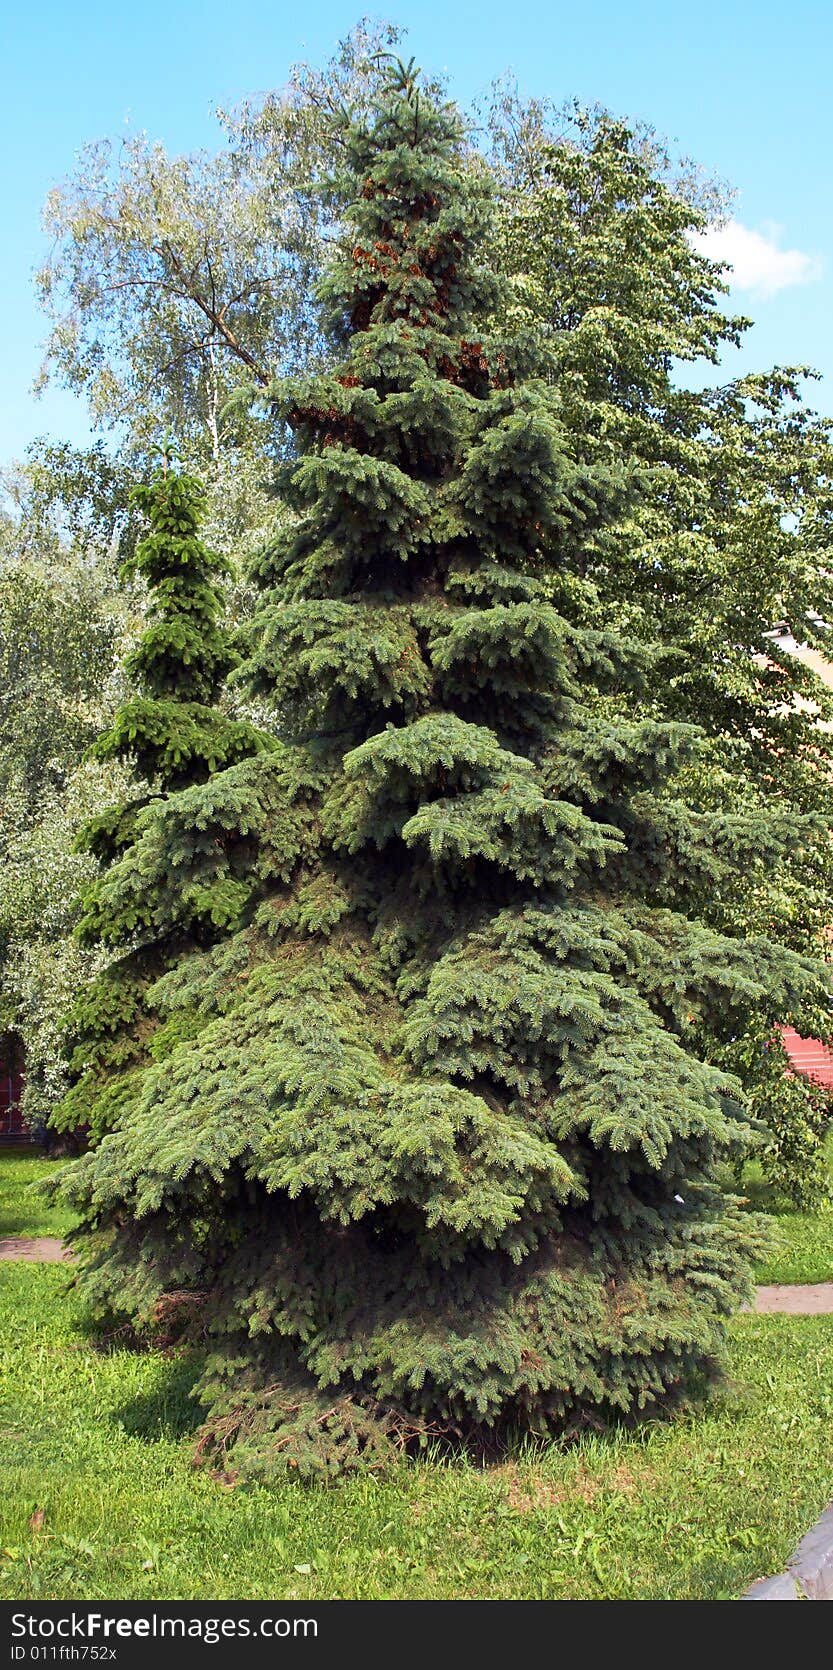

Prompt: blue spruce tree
[{"left": 55, "top": 64, "right": 827, "bottom": 1477}]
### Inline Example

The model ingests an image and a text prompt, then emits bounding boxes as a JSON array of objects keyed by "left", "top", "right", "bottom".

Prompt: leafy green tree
[
  {"left": 27, "top": 22, "right": 407, "bottom": 696},
  {"left": 55, "top": 66, "right": 827, "bottom": 1477},
  {"left": 0, "top": 470, "right": 124, "bottom": 813},
  {"left": 37, "top": 133, "right": 303, "bottom": 459},
  {"left": 487, "top": 100, "right": 833, "bottom": 1200},
  {"left": 34, "top": 21, "right": 409, "bottom": 467},
  {"left": 486, "top": 98, "right": 833, "bottom": 851},
  {"left": 0, "top": 466, "right": 134, "bottom": 1130},
  {"left": 0, "top": 760, "right": 131, "bottom": 1136},
  {"left": 51, "top": 464, "right": 271, "bottom": 1140}
]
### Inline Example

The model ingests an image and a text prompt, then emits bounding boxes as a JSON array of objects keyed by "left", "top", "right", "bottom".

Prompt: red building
[
  {"left": 781, "top": 1026, "right": 833, "bottom": 1089},
  {"left": 0, "top": 1037, "right": 25, "bottom": 1141}
]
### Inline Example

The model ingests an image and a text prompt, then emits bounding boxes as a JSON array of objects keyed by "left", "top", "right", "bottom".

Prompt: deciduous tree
[{"left": 488, "top": 99, "right": 833, "bottom": 1199}]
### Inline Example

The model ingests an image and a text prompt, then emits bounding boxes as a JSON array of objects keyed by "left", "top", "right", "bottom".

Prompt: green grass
[
  {"left": 0, "top": 1147, "right": 78, "bottom": 1239},
  {"left": 752, "top": 1205, "right": 833, "bottom": 1285},
  {"left": 2, "top": 1264, "right": 833, "bottom": 1602},
  {"left": 745, "top": 1132, "right": 833, "bottom": 1286},
  {"left": 2, "top": 1146, "right": 832, "bottom": 1600}
]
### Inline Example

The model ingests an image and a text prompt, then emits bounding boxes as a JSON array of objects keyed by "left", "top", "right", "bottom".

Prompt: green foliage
[
  {"left": 53, "top": 64, "right": 830, "bottom": 1479},
  {"left": 0, "top": 464, "right": 138, "bottom": 1133},
  {"left": 488, "top": 97, "right": 833, "bottom": 1197},
  {"left": 52, "top": 468, "right": 269, "bottom": 1140},
  {"left": 716, "top": 1026, "right": 832, "bottom": 1210},
  {"left": 91, "top": 471, "right": 271, "bottom": 792},
  {"left": 0, "top": 497, "right": 122, "bottom": 813},
  {"left": 33, "top": 21, "right": 408, "bottom": 465},
  {"left": 25, "top": 36, "right": 833, "bottom": 1203},
  {"left": 91, "top": 701, "right": 266, "bottom": 796},
  {"left": 0, "top": 763, "right": 133, "bottom": 1135}
]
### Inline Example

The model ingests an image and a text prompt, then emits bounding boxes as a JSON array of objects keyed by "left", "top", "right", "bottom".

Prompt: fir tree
[
  {"left": 51, "top": 462, "right": 271, "bottom": 1139},
  {"left": 55, "top": 64, "right": 828, "bottom": 1477}
]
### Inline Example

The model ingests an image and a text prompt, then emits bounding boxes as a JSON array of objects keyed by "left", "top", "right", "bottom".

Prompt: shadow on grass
[
  {"left": 112, "top": 1352, "right": 205, "bottom": 1443},
  {"left": 406, "top": 1361, "right": 736, "bottom": 1476}
]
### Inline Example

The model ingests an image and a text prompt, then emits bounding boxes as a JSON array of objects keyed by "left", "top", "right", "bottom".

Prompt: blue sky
[{"left": 2, "top": 0, "right": 831, "bottom": 461}]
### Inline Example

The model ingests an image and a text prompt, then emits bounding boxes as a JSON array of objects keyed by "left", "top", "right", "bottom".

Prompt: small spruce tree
[
  {"left": 52, "top": 462, "right": 271, "bottom": 1139},
  {"left": 56, "top": 65, "right": 828, "bottom": 1477}
]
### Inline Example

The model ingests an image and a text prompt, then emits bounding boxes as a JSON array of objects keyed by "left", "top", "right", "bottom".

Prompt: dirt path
[
  {"left": 750, "top": 1283, "right": 833, "bottom": 1314},
  {"left": 0, "top": 1236, "right": 72, "bottom": 1262}
]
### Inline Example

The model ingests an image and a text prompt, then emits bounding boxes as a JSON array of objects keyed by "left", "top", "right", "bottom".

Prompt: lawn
[
  {"left": 2, "top": 1146, "right": 833, "bottom": 1602},
  {"left": 0, "top": 1146, "right": 78, "bottom": 1238},
  {"left": 742, "top": 1131, "right": 833, "bottom": 1285},
  {"left": 2, "top": 1267, "right": 833, "bottom": 1600}
]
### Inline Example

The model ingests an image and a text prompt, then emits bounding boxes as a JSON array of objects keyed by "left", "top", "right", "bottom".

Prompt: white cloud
[{"left": 689, "top": 218, "right": 822, "bottom": 298}]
